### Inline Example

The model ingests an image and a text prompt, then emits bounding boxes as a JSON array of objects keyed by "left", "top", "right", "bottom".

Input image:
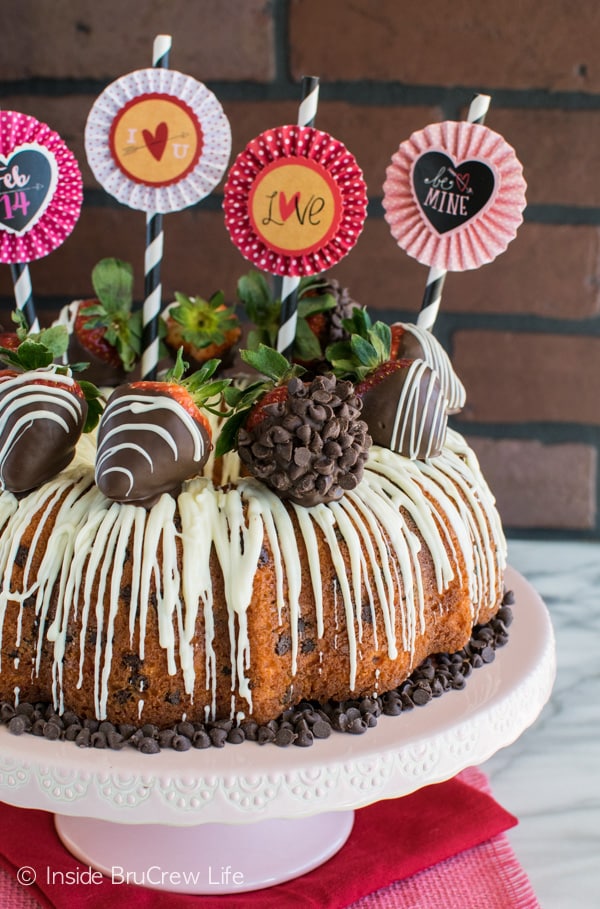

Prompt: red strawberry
[
  {"left": 327, "top": 310, "right": 448, "bottom": 460},
  {"left": 163, "top": 291, "right": 241, "bottom": 369},
  {"left": 0, "top": 331, "right": 20, "bottom": 351},
  {"left": 95, "top": 353, "right": 229, "bottom": 508},
  {"left": 72, "top": 258, "right": 141, "bottom": 373}
]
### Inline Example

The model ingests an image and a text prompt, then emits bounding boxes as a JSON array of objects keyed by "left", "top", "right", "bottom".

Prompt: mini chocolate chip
[
  {"left": 481, "top": 646, "right": 496, "bottom": 664},
  {"left": 209, "top": 728, "right": 227, "bottom": 748},
  {"left": 257, "top": 725, "right": 276, "bottom": 745},
  {"left": 275, "top": 634, "right": 291, "bottom": 656},
  {"left": 226, "top": 727, "right": 245, "bottom": 745},
  {"left": 412, "top": 686, "right": 432, "bottom": 706},
  {"left": 8, "top": 715, "right": 28, "bottom": 735},
  {"left": 158, "top": 729, "right": 176, "bottom": 748},
  {"left": 75, "top": 728, "right": 91, "bottom": 747},
  {"left": 172, "top": 734, "right": 192, "bottom": 752},
  {"left": 275, "top": 727, "right": 296, "bottom": 747},
  {"left": 16, "top": 703, "right": 34, "bottom": 717},
  {"left": 65, "top": 724, "right": 82, "bottom": 741},
  {"left": 312, "top": 719, "right": 332, "bottom": 738},
  {"left": 91, "top": 731, "right": 107, "bottom": 748},
  {"left": 192, "top": 729, "right": 211, "bottom": 749},
  {"left": 1, "top": 703, "right": 16, "bottom": 721},
  {"left": 348, "top": 717, "right": 366, "bottom": 735},
  {"left": 177, "top": 721, "right": 195, "bottom": 738},
  {"left": 139, "top": 736, "right": 161, "bottom": 754},
  {"left": 118, "top": 724, "right": 137, "bottom": 739},
  {"left": 241, "top": 720, "right": 258, "bottom": 741},
  {"left": 32, "top": 718, "right": 46, "bottom": 736},
  {"left": 107, "top": 731, "right": 125, "bottom": 750},
  {"left": 42, "top": 721, "right": 62, "bottom": 741}
]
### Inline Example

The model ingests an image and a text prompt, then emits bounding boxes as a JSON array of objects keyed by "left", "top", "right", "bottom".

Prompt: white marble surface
[{"left": 483, "top": 539, "right": 600, "bottom": 909}]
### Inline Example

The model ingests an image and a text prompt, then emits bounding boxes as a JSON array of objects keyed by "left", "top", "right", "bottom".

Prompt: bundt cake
[
  {"left": 0, "top": 411, "right": 506, "bottom": 729},
  {"left": 0, "top": 267, "right": 507, "bottom": 738}
]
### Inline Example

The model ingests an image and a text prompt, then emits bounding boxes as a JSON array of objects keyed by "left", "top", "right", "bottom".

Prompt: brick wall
[{"left": 1, "top": 0, "right": 599, "bottom": 538}]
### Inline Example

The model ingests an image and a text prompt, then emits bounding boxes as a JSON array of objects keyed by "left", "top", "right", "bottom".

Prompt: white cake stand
[{"left": 0, "top": 567, "right": 555, "bottom": 894}]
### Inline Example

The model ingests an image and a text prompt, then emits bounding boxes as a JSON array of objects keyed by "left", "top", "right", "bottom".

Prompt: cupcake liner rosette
[
  {"left": 85, "top": 67, "right": 231, "bottom": 214},
  {"left": 382, "top": 120, "right": 527, "bottom": 272},
  {"left": 223, "top": 125, "right": 368, "bottom": 277},
  {"left": 0, "top": 111, "right": 83, "bottom": 264}
]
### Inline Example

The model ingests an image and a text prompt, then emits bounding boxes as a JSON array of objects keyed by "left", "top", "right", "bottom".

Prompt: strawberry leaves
[
  {"left": 168, "top": 290, "right": 239, "bottom": 350},
  {"left": 78, "top": 258, "right": 142, "bottom": 372},
  {"left": 215, "top": 344, "right": 305, "bottom": 458},
  {"left": 237, "top": 270, "right": 336, "bottom": 359},
  {"left": 326, "top": 309, "right": 392, "bottom": 381}
]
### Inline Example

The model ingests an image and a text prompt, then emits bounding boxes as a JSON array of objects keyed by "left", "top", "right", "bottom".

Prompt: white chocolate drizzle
[
  {"left": 396, "top": 322, "right": 467, "bottom": 413},
  {"left": 0, "top": 368, "right": 85, "bottom": 491},
  {"left": 0, "top": 425, "right": 506, "bottom": 721}
]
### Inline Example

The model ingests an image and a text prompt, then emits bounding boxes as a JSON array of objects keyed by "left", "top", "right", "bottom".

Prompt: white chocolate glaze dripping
[{"left": 0, "top": 426, "right": 506, "bottom": 722}]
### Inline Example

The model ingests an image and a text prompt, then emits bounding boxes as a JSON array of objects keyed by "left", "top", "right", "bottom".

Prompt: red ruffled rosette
[
  {"left": 223, "top": 125, "right": 368, "bottom": 276},
  {"left": 0, "top": 111, "right": 83, "bottom": 264},
  {"left": 382, "top": 121, "right": 526, "bottom": 271}
]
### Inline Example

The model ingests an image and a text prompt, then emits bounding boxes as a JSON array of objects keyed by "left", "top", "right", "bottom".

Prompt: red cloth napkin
[{"left": 0, "top": 768, "right": 517, "bottom": 909}]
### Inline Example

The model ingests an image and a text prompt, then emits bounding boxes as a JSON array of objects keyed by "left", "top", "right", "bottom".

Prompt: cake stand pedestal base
[{"left": 54, "top": 810, "right": 355, "bottom": 894}]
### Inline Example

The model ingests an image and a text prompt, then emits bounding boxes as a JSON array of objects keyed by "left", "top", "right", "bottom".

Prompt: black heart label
[
  {"left": 0, "top": 145, "right": 58, "bottom": 236},
  {"left": 412, "top": 151, "right": 496, "bottom": 235}
]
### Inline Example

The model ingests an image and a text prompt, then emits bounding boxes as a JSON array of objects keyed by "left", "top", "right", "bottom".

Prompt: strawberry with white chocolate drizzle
[
  {"left": 327, "top": 309, "right": 448, "bottom": 460},
  {"left": 95, "top": 352, "right": 230, "bottom": 508},
  {"left": 0, "top": 317, "right": 102, "bottom": 493}
]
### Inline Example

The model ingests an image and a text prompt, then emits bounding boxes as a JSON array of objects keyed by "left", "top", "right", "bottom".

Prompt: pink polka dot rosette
[
  {"left": 223, "top": 125, "right": 368, "bottom": 276},
  {"left": 0, "top": 111, "right": 82, "bottom": 264},
  {"left": 382, "top": 121, "right": 527, "bottom": 271},
  {"left": 85, "top": 68, "right": 231, "bottom": 214}
]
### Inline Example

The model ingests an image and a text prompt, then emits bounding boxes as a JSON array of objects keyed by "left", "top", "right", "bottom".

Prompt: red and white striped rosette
[{"left": 223, "top": 105, "right": 367, "bottom": 359}]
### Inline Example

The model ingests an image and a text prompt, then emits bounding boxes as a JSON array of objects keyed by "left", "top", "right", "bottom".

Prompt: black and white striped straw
[
  {"left": 141, "top": 33, "right": 171, "bottom": 381},
  {"left": 417, "top": 93, "right": 491, "bottom": 332},
  {"left": 275, "top": 75, "right": 320, "bottom": 360},
  {"left": 10, "top": 262, "right": 39, "bottom": 333}
]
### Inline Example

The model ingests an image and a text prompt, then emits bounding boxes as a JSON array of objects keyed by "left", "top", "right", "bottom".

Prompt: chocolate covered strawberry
[
  {"left": 0, "top": 325, "right": 102, "bottom": 493},
  {"left": 217, "top": 345, "right": 371, "bottom": 507},
  {"left": 64, "top": 258, "right": 141, "bottom": 375},
  {"left": 390, "top": 322, "right": 466, "bottom": 414},
  {"left": 327, "top": 310, "right": 448, "bottom": 460},
  {"left": 95, "top": 352, "right": 230, "bottom": 508},
  {"left": 163, "top": 290, "right": 241, "bottom": 369}
]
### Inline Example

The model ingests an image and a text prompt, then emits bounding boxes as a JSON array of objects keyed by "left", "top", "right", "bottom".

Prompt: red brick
[
  {"left": 0, "top": 208, "right": 247, "bottom": 314},
  {"left": 440, "top": 224, "right": 600, "bottom": 321},
  {"left": 224, "top": 101, "right": 444, "bottom": 194},
  {"left": 454, "top": 331, "right": 600, "bottom": 425},
  {"left": 482, "top": 109, "right": 600, "bottom": 207},
  {"left": 290, "top": 0, "right": 600, "bottom": 92},
  {"left": 467, "top": 437, "right": 597, "bottom": 529},
  {"left": 0, "top": 1, "right": 274, "bottom": 81}
]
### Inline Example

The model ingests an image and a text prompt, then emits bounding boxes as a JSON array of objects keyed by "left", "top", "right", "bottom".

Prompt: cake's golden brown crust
[{"left": 0, "top": 430, "right": 506, "bottom": 728}]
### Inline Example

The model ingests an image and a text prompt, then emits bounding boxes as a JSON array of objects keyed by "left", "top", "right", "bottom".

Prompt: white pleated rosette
[
  {"left": 382, "top": 121, "right": 527, "bottom": 271},
  {"left": 85, "top": 68, "right": 231, "bottom": 214}
]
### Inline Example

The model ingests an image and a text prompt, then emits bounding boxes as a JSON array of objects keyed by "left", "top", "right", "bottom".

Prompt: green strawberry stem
[
  {"left": 164, "top": 348, "right": 232, "bottom": 417},
  {"left": 326, "top": 308, "right": 392, "bottom": 381},
  {"left": 167, "top": 291, "right": 239, "bottom": 349},
  {"left": 214, "top": 344, "right": 305, "bottom": 458}
]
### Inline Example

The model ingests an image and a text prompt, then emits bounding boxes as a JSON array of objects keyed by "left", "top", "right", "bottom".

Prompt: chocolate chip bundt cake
[{"left": 0, "top": 294, "right": 506, "bottom": 735}]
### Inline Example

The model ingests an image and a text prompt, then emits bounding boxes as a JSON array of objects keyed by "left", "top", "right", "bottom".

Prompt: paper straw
[
  {"left": 141, "top": 34, "right": 172, "bottom": 381},
  {"left": 275, "top": 75, "right": 320, "bottom": 359},
  {"left": 417, "top": 93, "right": 491, "bottom": 332},
  {"left": 10, "top": 262, "right": 39, "bottom": 333}
]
